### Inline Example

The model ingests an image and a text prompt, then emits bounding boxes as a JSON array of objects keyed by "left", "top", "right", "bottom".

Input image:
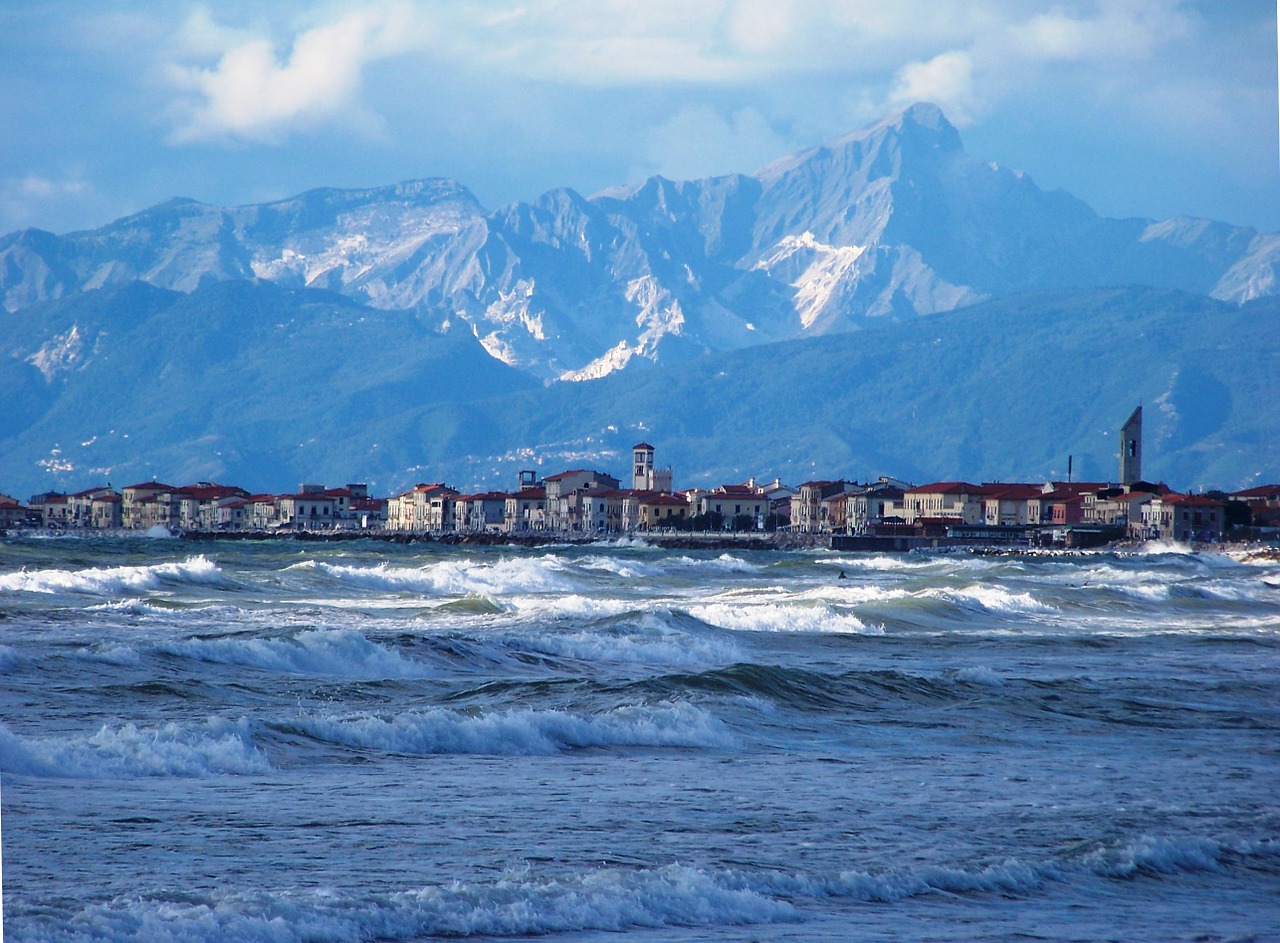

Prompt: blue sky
[{"left": 2, "top": 1, "right": 1276, "bottom": 236}]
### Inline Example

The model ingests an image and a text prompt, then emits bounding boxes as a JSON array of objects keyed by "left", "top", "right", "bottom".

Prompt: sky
[{"left": 1, "top": 1, "right": 1277, "bottom": 237}]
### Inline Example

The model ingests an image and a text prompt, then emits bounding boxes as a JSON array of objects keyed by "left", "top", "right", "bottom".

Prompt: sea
[{"left": 1, "top": 534, "right": 1278, "bottom": 942}]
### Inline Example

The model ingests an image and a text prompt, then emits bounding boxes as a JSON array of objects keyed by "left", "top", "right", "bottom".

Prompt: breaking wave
[
  {"left": 0, "top": 555, "right": 228, "bottom": 596},
  {"left": 161, "top": 628, "right": 430, "bottom": 679},
  {"left": 279, "top": 701, "right": 738, "bottom": 756},
  {"left": 15, "top": 835, "right": 1275, "bottom": 942},
  {"left": 0, "top": 717, "right": 268, "bottom": 778},
  {"left": 295, "top": 555, "right": 576, "bottom": 596},
  {"left": 689, "top": 600, "right": 880, "bottom": 634}
]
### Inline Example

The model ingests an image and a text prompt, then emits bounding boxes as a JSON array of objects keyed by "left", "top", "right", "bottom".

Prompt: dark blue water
[{"left": 2, "top": 536, "right": 1278, "bottom": 941}]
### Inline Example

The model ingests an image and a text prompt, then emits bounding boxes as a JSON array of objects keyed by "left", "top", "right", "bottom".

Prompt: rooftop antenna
[{"left": 1068, "top": 455, "right": 1073, "bottom": 483}]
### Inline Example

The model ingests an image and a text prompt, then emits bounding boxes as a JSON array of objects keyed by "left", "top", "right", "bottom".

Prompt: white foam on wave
[
  {"left": 1135, "top": 539, "right": 1197, "bottom": 557},
  {"left": 925, "top": 584, "right": 1057, "bottom": 615},
  {"left": 87, "top": 597, "right": 168, "bottom": 614},
  {"left": 514, "top": 612, "right": 744, "bottom": 667},
  {"left": 690, "top": 601, "right": 881, "bottom": 635},
  {"left": 505, "top": 592, "right": 637, "bottom": 620},
  {"left": 0, "top": 717, "right": 268, "bottom": 778},
  {"left": 1082, "top": 835, "right": 1226, "bottom": 878},
  {"left": 671, "top": 553, "right": 761, "bottom": 574},
  {"left": 0, "top": 555, "right": 227, "bottom": 596},
  {"left": 32, "top": 863, "right": 795, "bottom": 941},
  {"left": 953, "top": 665, "right": 1006, "bottom": 686},
  {"left": 799, "top": 584, "right": 912, "bottom": 606},
  {"left": 295, "top": 554, "right": 575, "bottom": 596},
  {"left": 575, "top": 554, "right": 662, "bottom": 579},
  {"left": 81, "top": 643, "right": 142, "bottom": 665},
  {"left": 734, "top": 858, "right": 1059, "bottom": 902},
  {"left": 162, "top": 628, "right": 428, "bottom": 679},
  {"left": 820, "top": 554, "right": 937, "bottom": 572},
  {"left": 288, "top": 701, "right": 738, "bottom": 756}
]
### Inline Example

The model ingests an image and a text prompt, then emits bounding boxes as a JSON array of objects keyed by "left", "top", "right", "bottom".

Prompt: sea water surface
[{"left": 1, "top": 535, "right": 1278, "bottom": 942}]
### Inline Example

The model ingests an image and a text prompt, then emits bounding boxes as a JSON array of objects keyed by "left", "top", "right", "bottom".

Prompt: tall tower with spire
[{"left": 1119, "top": 406, "right": 1142, "bottom": 485}]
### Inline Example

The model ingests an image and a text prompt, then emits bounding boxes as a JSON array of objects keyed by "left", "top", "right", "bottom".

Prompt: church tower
[
  {"left": 632, "top": 442, "right": 655, "bottom": 490},
  {"left": 1119, "top": 406, "right": 1142, "bottom": 485}
]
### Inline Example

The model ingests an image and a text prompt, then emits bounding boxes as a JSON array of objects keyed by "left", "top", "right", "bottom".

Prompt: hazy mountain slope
[
  {"left": 393, "top": 287, "right": 1280, "bottom": 495},
  {"left": 0, "top": 281, "right": 536, "bottom": 492},
  {"left": 1, "top": 285, "right": 1273, "bottom": 498},
  {"left": 3, "top": 105, "right": 1274, "bottom": 383}
]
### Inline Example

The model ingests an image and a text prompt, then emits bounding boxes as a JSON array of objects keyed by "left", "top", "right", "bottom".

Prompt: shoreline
[
  {"left": 170, "top": 529, "right": 831, "bottom": 552},
  {"left": 6, "top": 525, "right": 1276, "bottom": 558}
]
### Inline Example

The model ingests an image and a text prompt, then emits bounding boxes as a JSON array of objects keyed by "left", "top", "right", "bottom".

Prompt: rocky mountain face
[{"left": 3, "top": 103, "right": 1276, "bottom": 384}]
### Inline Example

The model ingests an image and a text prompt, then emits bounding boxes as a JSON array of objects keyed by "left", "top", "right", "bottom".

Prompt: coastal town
[{"left": 3, "top": 414, "right": 1278, "bottom": 548}]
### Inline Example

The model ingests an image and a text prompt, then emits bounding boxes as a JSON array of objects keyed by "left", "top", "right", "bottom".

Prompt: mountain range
[{"left": 1, "top": 103, "right": 1277, "bottom": 499}]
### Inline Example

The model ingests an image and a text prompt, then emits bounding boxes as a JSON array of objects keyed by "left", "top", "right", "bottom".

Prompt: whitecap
[
  {"left": 296, "top": 554, "right": 576, "bottom": 596},
  {"left": 953, "top": 665, "right": 1006, "bottom": 686},
  {"left": 1081, "top": 835, "right": 1225, "bottom": 877},
  {"left": 162, "top": 628, "right": 428, "bottom": 679},
  {"left": 0, "top": 717, "right": 268, "bottom": 778},
  {"left": 285, "top": 701, "right": 738, "bottom": 756},
  {"left": 0, "top": 555, "right": 228, "bottom": 596},
  {"left": 689, "top": 600, "right": 881, "bottom": 635},
  {"left": 32, "top": 863, "right": 795, "bottom": 941},
  {"left": 925, "top": 584, "right": 1058, "bottom": 615}
]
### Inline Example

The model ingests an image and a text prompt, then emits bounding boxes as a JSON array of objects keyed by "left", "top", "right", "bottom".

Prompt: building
[
  {"left": 791, "top": 480, "right": 849, "bottom": 532},
  {"left": 630, "top": 443, "right": 673, "bottom": 493},
  {"left": 454, "top": 492, "right": 510, "bottom": 532},
  {"left": 637, "top": 493, "right": 689, "bottom": 529},
  {"left": 544, "top": 470, "right": 620, "bottom": 531},
  {"left": 121, "top": 481, "right": 177, "bottom": 529},
  {"left": 698, "top": 483, "right": 771, "bottom": 530},
  {"left": 276, "top": 491, "right": 338, "bottom": 529},
  {"left": 387, "top": 483, "right": 457, "bottom": 532},
  {"left": 1119, "top": 406, "right": 1143, "bottom": 485},
  {"left": 504, "top": 485, "right": 547, "bottom": 532},
  {"left": 0, "top": 496, "right": 29, "bottom": 528},
  {"left": 1138, "top": 494, "right": 1226, "bottom": 543},
  {"left": 898, "top": 482, "right": 988, "bottom": 526},
  {"left": 981, "top": 484, "right": 1043, "bottom": 526}
]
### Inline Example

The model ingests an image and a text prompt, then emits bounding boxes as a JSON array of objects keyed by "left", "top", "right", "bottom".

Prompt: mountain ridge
[{"left": 3, "top": 103, "right": 1276, "bottom": 382}]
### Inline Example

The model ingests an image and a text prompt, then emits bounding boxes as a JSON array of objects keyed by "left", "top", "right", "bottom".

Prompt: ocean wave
[
  {"left": 512, "top": 613, "right": 745, "bottom": 668},
  {"left": 574, "top": 554, "right": 662, "bottom": 579},
  {"left": 671, "top": 553, "right": 762, "bottom": 575},
  {"left": 689, "top": 600, "right": 880, "bottom": 635},
  {"left": 0, "top": 555, "right": 228, "bottom": 597},
  {"left": 11, "top": 833, "right": 1276, "bottom": 941},
  {"left": 0, "top": 717, "right": 268, "bottom": 778},
  {"left": 0, "top": 643, "right": 21, "bottom": 671},
  {"left": 294, "top": 554, "right": 576, "bottom": 596},
  {"left": 161, "top": 628, "right": 429, "bottom": 679},
  {"left": 1081, "top": 834, "right": 1227, "bottom": 878},
  {"left": 952, "top": 665, "right": 1006, "bottom": 686},
  {"left": 12, "top": 864, "right": 795, "bottom": 942},
  {"left": 505, "top": 592, "right": 637, "bottom": 620},
  {"left": 922, "top": 584, "right": 1058, "bottom": 615},
  {"left": 280, "top": 701, "right": 738, "bottom": 756},
  {"left": 80, "top": 643, "right": 143, "bottom": 666}
]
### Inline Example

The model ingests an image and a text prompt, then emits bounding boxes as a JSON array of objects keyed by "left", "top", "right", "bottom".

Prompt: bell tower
[
  {"left": 1119, "top": 406, "right": 1142, "bottom": 485},
  {"left": 632, "top": 442, "right": 655, "bottom": 491}
]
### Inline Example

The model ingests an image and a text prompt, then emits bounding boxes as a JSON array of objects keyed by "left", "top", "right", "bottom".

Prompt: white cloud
[
  {"left": 156, "top": 1, "right": 1200, "bottom": 147},
  {"left": 0, "top": 172, "right": 90, "bottom": 230},
  {"left": 165, "top": 3, "right": 423, "bottom": 143},
  {"left": 888, "top": 51, "right": 978, "bottom": 126},
  {"left": 638, "top": 105, "right": 790, "bottom": 182}
]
